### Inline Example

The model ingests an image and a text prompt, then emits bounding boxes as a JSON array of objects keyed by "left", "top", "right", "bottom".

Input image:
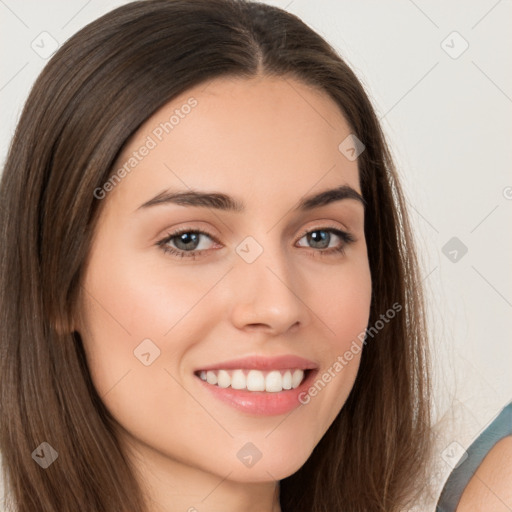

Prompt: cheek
[
  {"left": 310, "top": 253, "right": 372, "bottom": 351},
  {"left": 324, "top": 273, "right": 371, "bottom": 339},
  {"left": 300, "top": 256, "right": 371, "bottom": 423},
  {"left": 76, "top": 244, "right": 189, "bottom": 398},
  {"left": 77, "top": 250, "right": 210, "bottom": 458},
  {"left": 80, "top": 246, "right": 209, "bottom": 348}
]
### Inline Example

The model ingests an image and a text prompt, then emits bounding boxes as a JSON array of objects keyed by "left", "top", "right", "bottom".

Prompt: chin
[{"left": 216, "top": 444, "right": 315, "bottom": 483}]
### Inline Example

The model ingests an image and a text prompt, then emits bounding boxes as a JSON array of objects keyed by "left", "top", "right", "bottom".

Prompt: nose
[{"left": 228, "top": 240, "right": 310, "bottom": 335}]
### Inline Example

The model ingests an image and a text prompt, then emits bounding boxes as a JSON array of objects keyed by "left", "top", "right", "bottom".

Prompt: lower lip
[{"left": 195, "top": 370, "right": 318, "bottom": 416}]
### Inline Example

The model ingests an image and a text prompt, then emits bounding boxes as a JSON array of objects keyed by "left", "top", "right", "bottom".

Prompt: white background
[{"left": 1, "top": 0, "right": 511, "bottom": 508}]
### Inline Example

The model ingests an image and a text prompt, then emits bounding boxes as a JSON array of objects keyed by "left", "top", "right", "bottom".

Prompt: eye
[
  {"left": 295, "top": 226, "right": 355, "bottom": 257},
  {"left": 157, "top": 228, "right": 218, "bottom": 259},
  {"left": 156, "top": 225, "right": 355, "bottom": 260}
]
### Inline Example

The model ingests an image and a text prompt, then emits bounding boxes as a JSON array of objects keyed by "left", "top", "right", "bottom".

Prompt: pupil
[
  {"left": 177, "top": 232, "right": 199, "bottom": 250},
  {"left": 309, "top": 230, "right": 329, "bottom": 249}
]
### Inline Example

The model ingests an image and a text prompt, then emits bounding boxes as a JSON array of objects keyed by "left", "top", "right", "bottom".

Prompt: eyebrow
[{"left": 136, "top": 184, "right": 366, "bottom": 213}]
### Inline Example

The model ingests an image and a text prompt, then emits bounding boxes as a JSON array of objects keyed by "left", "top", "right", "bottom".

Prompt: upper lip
[{"left": 195, "top": 355, "right": 319, "bottom": 372}]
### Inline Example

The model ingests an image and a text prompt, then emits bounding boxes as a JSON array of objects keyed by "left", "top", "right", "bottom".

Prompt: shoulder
[{"left": 455, "top": 435, "right": 512, "bottom": 512}]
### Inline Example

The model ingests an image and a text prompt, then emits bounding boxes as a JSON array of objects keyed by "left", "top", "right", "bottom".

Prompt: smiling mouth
[{"left": 194, "top": 368, "right": 310, "bottom": 393}]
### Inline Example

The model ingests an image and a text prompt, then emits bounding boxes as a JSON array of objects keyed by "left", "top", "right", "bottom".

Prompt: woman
[
  {"left": 436, "top": 401, "right": 512, "bottom": 511},
  {"left": 0, "top": 0, "right": 433, "bottom": 510}
]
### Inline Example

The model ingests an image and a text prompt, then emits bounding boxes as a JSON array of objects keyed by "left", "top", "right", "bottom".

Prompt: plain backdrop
[{"left": 1, "top": 0, "right": 511, "bottom": 508}]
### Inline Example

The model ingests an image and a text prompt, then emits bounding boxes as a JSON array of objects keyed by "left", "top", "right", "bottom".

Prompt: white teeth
[
  {"left": 198, "top": 368, "right": 306, "bottom": 392},
  {"left": 231, "top": 369, "right": 246, "bottom": 390},
  {"left": 291, "top": 369, "right": 303, "bottom": 389},
  {"left": 282, "top": 370, "right": 292, "bottom": 390},
  {"left": 217, "top": 370, "right": 230, "bottom": 388},
  {"left": 247, "top": 370, "right": 265, "bottom": 391},
  {"left": 206, "top": 370, "right": 217, "bottom": 385},
  {"left": 265, "top": 370, "right": 282, "bottom": 392}
]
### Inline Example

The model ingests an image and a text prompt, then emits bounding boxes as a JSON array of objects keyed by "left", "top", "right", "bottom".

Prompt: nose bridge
[
  {"left": 235, "top": 231, "right": 290, "bottom": 287},
  {"left": 228, "top": 231, "right": 307, "bottom": 332}
]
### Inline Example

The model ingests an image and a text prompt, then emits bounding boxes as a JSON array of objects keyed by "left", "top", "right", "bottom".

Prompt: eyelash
[{"left": 156, "top": 225, "right": 355, "bottom": 260}]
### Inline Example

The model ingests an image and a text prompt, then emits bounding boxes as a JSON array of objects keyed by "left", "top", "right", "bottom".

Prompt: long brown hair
[{"left": 0, "top": 1, "right": 433, "bottom": 510}]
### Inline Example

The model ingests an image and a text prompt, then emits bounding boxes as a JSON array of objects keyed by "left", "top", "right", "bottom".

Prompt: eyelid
[
  {"left": 156, "top": 227, "right": 220, "bottom": 252},
  {"left": 296, "top": 223, "right": 356, "bottom": 243}
]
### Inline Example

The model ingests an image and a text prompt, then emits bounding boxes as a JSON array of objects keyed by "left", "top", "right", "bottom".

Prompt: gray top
[{"left": 436, "top": 401, "right": 512, "bottom": 511}]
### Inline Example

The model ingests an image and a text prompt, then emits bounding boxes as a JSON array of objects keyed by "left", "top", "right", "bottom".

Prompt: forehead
[{"left": 106, "top": 75, "right": 360, "bottom": 214}]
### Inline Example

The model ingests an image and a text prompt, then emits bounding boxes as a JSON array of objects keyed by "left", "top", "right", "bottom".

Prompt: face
[{"left": 76, "top": 75, "right": 372, "bottom": 488}]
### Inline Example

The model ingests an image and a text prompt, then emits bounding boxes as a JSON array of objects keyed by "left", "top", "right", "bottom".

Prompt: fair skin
[
  {"left": 74, "top": 75, "right": 372, "bottom": 512},
  {"left": 456, "top": 436, "right": 512, "bottom": 512}
]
